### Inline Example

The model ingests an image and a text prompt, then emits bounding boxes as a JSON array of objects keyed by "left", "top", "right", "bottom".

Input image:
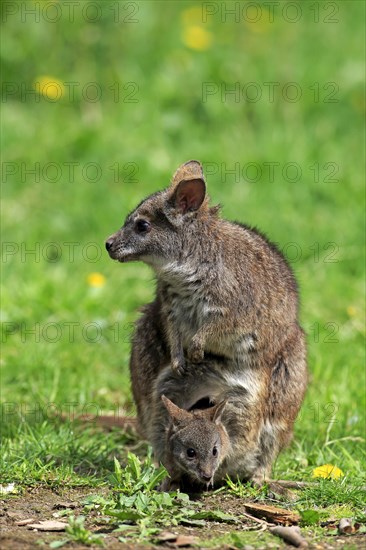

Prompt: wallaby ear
[
  {"left": 168, "top": 160, "right": 206, "bottom": 215},
  {"left": 171, "top": 160, "right": 204, "bottom": 187},
  {"left": 161, "top": 395, "right": 192, "bottom": 425},
  {"left": 209, "top": 400, "right": 228, "bottom": 424},
  {"left": 173, "top": 179, "right": 206, "bottom": 214}
]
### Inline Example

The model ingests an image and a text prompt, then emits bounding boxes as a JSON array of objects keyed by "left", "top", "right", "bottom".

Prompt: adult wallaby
[{"left": 105, "top": 160, "right": 308, "bottom": 486}]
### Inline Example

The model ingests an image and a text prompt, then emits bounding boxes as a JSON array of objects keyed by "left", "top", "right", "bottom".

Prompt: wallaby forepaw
[
  {"left": 187, "top": 343, "right": 204, "bottom": 364},
  {"left": 158, "top": 478, "right": 171, "bottom": 492},
  {"left": 171, "top": 356, "right": 186, "bottom": 375},
  {"left": 251, "top": 470, "right": 271, "bottom": 489},
  {"left": 158, "top": 478, "right": 180, "bottom": 492}
]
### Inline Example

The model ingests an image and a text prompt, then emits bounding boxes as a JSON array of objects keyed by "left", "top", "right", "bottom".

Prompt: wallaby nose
[
  {"left": 105, "top": 238, "right": 114, "bottom": 252},
  {"left": 200, "top": 472, "right": 212, "bottom": 482}
]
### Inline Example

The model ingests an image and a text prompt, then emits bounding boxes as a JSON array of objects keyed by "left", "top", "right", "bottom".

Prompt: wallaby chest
[
  {"left": 162, "top": 279, "right": 207, "bottom": 334},
  {"left": 160, "top": 278, "right": 253, "bottom": 360}
]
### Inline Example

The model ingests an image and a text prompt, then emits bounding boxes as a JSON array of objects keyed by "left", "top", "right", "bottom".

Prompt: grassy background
[{"left": 1, "top": 0, "right": 365, "bottom": 492}]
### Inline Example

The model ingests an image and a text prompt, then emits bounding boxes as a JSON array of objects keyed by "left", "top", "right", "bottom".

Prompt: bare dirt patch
[{"left": 1, "top": 487, "right": 365, "bottom": 549}]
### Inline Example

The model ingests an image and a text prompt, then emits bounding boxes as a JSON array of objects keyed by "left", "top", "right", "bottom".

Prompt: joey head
[{"left": 159, "top": 396, "right": 230, "bottom": 491}]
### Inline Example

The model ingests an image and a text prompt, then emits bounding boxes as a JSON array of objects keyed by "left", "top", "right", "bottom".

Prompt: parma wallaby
[
  {"left": 105, "top": 160, "right": 308, "bottom": 486},
  {"left": 158, "top": 395, "right": 230, "bottom": 491}
]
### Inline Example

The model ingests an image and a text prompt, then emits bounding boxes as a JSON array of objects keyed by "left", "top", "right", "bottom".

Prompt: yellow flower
[
  {"left": 182, "top": 25, "right": 213, "bottom": 51},
  {"left": 87, "top": 273, "right": 106, "bottom": 288},
  {"left": 34, "top": 76, "right": 65, "bottom": 100},
  {"left": 180, "top": 6, "right": 204, "bottom": 25},
  {"left": 346, "top": 306, "right": 357, "bottom": 317},
  {"left": 312, "top": 464, "right": 344, "bottom": 480}
]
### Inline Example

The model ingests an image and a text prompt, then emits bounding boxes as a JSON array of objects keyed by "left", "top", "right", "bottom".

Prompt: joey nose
[
  {"left": 201, "top": 473, "right": 212, "bottom": 482},
  {"left": 105, "top": 238, "right": 114, "bottom": 252}
]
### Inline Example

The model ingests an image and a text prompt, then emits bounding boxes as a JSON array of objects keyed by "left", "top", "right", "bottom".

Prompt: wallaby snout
[
  {"left": 199, "top": 471, "right": 213, "bottom": 482},
  {"left": 105, "top": 232, "right": 121, "bottom": 260},
  {"left": 105, "top": 237, "right": 114, "bottom": 252},
  {"left": 105, "top": 228, "right": 142, "bottom": 263}
]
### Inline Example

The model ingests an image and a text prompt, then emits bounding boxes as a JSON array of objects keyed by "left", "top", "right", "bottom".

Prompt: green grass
[{"left": 1, "top": 0, "right": 365, "bottom": 546}]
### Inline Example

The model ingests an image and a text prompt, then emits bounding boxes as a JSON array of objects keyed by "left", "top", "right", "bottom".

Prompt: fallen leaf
[
  {"left": 338, "top": 518, "right": 354, "bottom": 535},
  {"left": 244, "top": 503, "right": 301, "bottom": 525},
  {"left": 27, "top": 520, "right": 68, "bottom": 531},
  {"left": 338, "top": 517, "right": 356, "bottom": 534},
  {"left": 321, "top": 521, "right": 338, "bottom": 532},
  {"left": 0, "top": 483, "right": 16, "bottom": 494},
  {"left": 190, "top": 509, "right": 237, "bottom": 522},
  {"left": 52, "top": 501, "right": 77, "bottom": 509},
  {"left": 15, "top": 518, "right": 36, "bottom": 526},
  {"left": 270, "top": 526, "right": 308, "bottom": 547},
  {"left": 167, "top": 534, "right": 197, "bottom": 547},
  {"left": 157, "top": 531, "right": 178, "bottom": 542}
]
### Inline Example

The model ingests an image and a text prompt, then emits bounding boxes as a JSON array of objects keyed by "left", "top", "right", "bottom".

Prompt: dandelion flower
[
  {"left": 34, "top": 76, "right": 65, "bottom": 100},
  {"left": 312, "top": 464, "right": 344, "bottom": 479},
  {"left": 346, "top": 306, "right": 357, "bottom": 317},
  {"left": 182, "top": 25, "right": 213, "bottom": 51},
  {"left": 87, "top": 273, "right": 106, "bottom": 288}
]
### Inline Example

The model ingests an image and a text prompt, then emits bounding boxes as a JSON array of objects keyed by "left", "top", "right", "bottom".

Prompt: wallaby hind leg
[
  {"left": 252, "top": 326, "right": 308, "bottom": 484},
  {"left": 129, "top": 300, "right": 169, "bottom": 437}
]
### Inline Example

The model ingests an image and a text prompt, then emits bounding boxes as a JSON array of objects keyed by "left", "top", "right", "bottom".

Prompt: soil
[{"left": 1, "top": 486, "right": 365, "bottom": 549}]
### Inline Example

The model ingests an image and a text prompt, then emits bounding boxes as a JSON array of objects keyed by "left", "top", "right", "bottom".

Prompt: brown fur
[{"left": 106, "top": 160, "right": 308, "bottom": 488}]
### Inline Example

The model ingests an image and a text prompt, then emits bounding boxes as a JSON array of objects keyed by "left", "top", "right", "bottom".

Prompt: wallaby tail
[{"left": 58, "top": 413, "right": 139, "bottom": 433}]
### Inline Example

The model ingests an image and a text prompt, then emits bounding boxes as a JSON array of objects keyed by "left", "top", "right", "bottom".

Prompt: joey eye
[
  {"left": 212, "top": 446, "right": 218, "bottom": 457},
  {"left": 186, "top": 448, "right": 196, "bottom": 459},
  {"left": 135, "top": 219, "right": 151, "bottom": 234}
]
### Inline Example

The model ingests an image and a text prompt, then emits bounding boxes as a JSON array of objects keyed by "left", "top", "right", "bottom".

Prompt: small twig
[
  {"left": 241, "top": 511, "right": 271, "bottom": 527},
  {"left": 240, "top": 522, "right": 268, "bottom": 532},
  {"left": 270, "top": 526, "right": 308, "bottom": 548}
]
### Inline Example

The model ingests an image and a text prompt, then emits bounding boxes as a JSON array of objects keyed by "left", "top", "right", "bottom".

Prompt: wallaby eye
[
  {"left": 186, "top": 448, "right": 196, "bottom": 459},
  {"left": 212, "top": 446, "right": 218, "bottom": 457},
  {"left": 135, "top": 219, "right": 151, "bottom": 234}
]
